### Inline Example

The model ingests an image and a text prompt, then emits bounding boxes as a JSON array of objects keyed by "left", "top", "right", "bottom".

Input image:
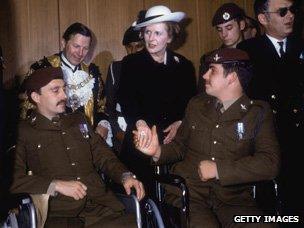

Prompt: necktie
[
  {"left": 277, "top": 41, "right": 285, "bottom": 57},
  {"left": 216, "top": 102, "right": 224, "bottom": 114}
]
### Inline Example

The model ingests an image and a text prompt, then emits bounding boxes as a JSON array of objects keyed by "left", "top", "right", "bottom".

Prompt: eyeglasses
[{"left": 264, "top": 5, "right": 297, "bottom": 17}]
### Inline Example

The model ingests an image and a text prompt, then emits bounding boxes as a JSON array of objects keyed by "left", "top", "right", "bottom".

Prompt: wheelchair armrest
[
  {"left": 154, "top": 174, "right": 189, "bottom": 221},
  {"left": 154, "top": 174, "right": 186, "bottom": 186}
]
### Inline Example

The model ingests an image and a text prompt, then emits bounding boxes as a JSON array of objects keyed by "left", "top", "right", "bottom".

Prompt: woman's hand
[{"left": 163, "top": 120, "right": 182, "bottom": 144}]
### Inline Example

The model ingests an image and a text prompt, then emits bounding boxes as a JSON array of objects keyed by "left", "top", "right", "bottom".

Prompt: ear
[
  {"left": 239, "top": 20, "right": 246, "bottom": 31},
  {"left": 61, "top": 39, "right": 66, "bottom": 50},
  {"left": 31, "top": 91, "right": 40, "bottom": 104},
  {"left": 167, "top": 37, "right": 172, "bottom": 44},
  {"left": 257, "top": 13, "right": 268, "bottom": 26},
  {"left": 227, "top": 72, "right": 238, "bottom": 85}
]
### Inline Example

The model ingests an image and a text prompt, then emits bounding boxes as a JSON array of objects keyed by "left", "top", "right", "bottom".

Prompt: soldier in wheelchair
[
  {"left": 9, "top": 67, "right": 146, "bottom": 227},
  {"left": 134, "top": 48, "right": 280, "bottom": 227}
]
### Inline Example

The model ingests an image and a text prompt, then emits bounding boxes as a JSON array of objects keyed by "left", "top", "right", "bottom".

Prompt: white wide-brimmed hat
[{"left": 134, "top": 5, "right": 185, "bottom": 30}]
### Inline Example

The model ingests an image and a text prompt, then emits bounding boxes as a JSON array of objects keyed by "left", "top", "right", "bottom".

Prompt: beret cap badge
[
  {"left": 223, "top": 12, "right": 230, "bottom": 20},
  {"left": 213, "top": 54, "right": 221, "bottom": 62}
]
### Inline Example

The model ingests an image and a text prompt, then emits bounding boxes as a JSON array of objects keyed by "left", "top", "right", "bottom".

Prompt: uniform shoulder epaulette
[{"left": 249, "top": 99, "right": 270, "bottom": 109}]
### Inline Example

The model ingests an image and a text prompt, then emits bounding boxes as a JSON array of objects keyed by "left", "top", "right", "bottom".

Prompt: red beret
[
  {"left": 22, "top": 67, "right": 64, "bottom": 95},
  {"left": 212, "top": 3, "right": 245, "bottom": 26},
  {"left": 205, "top": 48, "right": 250, "bottom": 64}
]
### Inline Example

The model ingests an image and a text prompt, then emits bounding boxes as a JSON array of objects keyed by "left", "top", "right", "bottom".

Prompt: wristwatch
[{"left": 121, "top": 172, "right": 137, "bottom": 184}]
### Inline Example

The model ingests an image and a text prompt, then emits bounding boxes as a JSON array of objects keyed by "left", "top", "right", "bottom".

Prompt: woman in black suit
[{"left": 118, "top": 5, "right": 196, "bottom": 198}]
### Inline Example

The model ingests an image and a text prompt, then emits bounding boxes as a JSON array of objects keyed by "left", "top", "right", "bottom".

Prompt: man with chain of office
[{"left": 20, "top": 22, "right": 110, "bottom": 141}]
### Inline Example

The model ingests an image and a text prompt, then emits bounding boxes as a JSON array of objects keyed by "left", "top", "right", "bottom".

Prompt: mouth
[
  {"left": 147, "top": 43, "right": 157, "bottom": 49},
  {"left": 57, "top": 101, "right": 66, "bottom": 106}
]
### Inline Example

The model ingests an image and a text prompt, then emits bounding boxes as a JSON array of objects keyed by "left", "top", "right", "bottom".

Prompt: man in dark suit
[
  {"left": 134, "top": 48, "right": 280, "bottom": 227},
  {"left": 11, "top": 67, "right": 144, "bottom": 227},
  {"left": 237, "top": 0, "right": 304, "bottom": 215}
]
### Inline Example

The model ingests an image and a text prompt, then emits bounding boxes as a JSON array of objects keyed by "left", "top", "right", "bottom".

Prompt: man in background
[{"left": 237, "top": 0, "right": 304, "bottom": 215}]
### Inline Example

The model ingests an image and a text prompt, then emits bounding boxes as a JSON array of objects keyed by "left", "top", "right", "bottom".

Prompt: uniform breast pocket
[
  {"left": 223, "top": 122, "right": 255, "bottom": 158},
  {"left": 188, "top": 123, "right": 206, "bottom": 152}
]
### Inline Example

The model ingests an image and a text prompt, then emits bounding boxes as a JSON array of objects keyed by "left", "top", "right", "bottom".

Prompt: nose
[
  {"left": 148, "top": 32, "right": 155, "bottom": 41},
  {"left": 222, "top": 29, "right": 228, "bottom": 38},
  {"left": 61, "top": 89, "right": 67, "bottom": 100},
  {"left": 203, "top": 69, "right": 210, "bottom": 79}
]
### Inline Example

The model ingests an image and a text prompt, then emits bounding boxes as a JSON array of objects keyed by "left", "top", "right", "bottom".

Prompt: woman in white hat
[{"left": 118, "top": 5, "right": 196, "bottom": 198}]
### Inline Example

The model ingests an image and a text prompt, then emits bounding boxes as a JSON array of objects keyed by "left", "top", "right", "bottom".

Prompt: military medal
[
  {"left": 237, "top": 122, "right": 244, "bottom": 140},
  {"left": 79, "top": 123, "right": 90, "bottom": 139}
]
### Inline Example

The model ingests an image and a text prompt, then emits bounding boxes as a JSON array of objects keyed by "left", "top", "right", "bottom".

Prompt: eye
[
  {"left": 144, "top": 30, "right": 151, "bottom": 36},
  {"left": 226, "top": 25, "right": 233, "bottom": 30}
]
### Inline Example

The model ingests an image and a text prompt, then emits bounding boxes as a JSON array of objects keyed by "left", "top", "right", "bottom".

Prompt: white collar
[
  {"left": 61, "top": 53, "right": 78, "bottom": 71},
  {"left": 266, "top": 34, "right": 287, "bottom": 57}
]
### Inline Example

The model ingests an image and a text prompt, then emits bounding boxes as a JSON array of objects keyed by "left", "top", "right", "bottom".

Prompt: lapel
[
  {"left": 220, "top": 95, "right": 251, "bottom": 122},
  {"left": 198, "top": 96, "right": 220, "bottom": 122},
  {"left": 262, "top": 35, "right": 281, "bottom": 61},
  {"left": 29, "top": 112, "right": 61, "bottom": 131}
]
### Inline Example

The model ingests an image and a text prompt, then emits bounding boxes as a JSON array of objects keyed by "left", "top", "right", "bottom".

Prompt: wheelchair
[
  {"left": 1, "top": 193, "right": 37, "bottom": 228},
  {"left": 3, "top": 145, "right": 164, "bottom": 228}
]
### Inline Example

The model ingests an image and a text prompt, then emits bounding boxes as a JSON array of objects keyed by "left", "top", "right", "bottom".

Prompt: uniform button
[
  {"left": 71, "top": 162, "right": 76, "bottom": 166},
  {"left": 66, "top": 147, "right": 70, "bottom": 150},
  {"left": 37, "top": 144, "right": 41, "bottom": 149},
  {"left": 62, "top": 131, "right": 66, "bottom": 135},
  {"left": 27, "top": 170, "right": 33, "bottom": 175},
  {"left": 192, "top": 125, "right": 195, "bottom": 129},
  {"left": 211, "top": 157, "right": 215, "bottom": 161},
  {"left": 215, "top": 124, "right": 219, "bottom": 128},
  {"left": 213, "top": 141, "right": 217, "bottom": 144},
  {"left": 76, "top": 177, "right": 81, "bottom": 180}
]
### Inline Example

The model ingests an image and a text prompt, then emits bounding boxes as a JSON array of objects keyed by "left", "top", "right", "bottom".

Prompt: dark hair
[
  {"left": 222, "top": 61, "right": 253, "bottom": 90},
  {"left": 245, "top": 15, "right": 261, "bottom": 35},
  {"left": 62, "top": 22, "right": 92, "bottom": 42},
  {"left": 164, "top": 21, "right": 181, "bottom": 40},
  {"left": 254, "top": 0, "right": 270, "bottom": 18}
]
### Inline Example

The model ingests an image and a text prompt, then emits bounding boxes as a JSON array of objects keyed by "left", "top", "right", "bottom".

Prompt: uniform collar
[{"left": 220, "top": 95, "right": 251, "bottom": 122}]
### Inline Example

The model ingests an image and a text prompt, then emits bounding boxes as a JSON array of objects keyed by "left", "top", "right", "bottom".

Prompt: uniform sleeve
[
  {"left": 217, "top": 104, "right": 281, "bottom": 186},
  {"left": 89, "top": 127, "right": 128, "bottom": 184},
  {"left": 90, "top": 63, "right": 108, "bottom": 125},
  {"left": 10, "top": 126, "right": 52, "bottom": 194},
  {"left": 104, "top": 62, "right": 122, "bottom": 136}
]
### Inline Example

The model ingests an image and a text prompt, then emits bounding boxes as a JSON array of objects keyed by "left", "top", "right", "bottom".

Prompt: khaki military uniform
[
  {"left": 10, "top": 111, "right": 136, "bottom": 227},
  {"left": 157, "top": 94, "right": 280, "bottom": 227}
]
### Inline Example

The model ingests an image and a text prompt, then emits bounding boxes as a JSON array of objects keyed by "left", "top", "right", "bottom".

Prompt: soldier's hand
[
  {"left": 123, "top": 177, "right": 145, "bottom": 201},
  {"left": 133, "top": 125, "right": 161, "bottom": 160},
  {"left": 198, "top": 160, "right": 218, "bottom": 182},
  {"left": 54, "top": 180, "right": 87, "bottom": 200}
]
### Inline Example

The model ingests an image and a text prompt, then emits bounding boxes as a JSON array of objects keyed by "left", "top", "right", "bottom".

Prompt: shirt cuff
[
  {"left": 98, "top": 120, "right": 113, "bottom": 147},
  {"left": 47, "top": 181, "right": 58, "bottom": 197}
]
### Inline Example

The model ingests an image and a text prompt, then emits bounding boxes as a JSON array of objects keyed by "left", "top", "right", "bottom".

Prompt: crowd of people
[{"left": 4, "top": 0, "right": 304, "bottom": 227}]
